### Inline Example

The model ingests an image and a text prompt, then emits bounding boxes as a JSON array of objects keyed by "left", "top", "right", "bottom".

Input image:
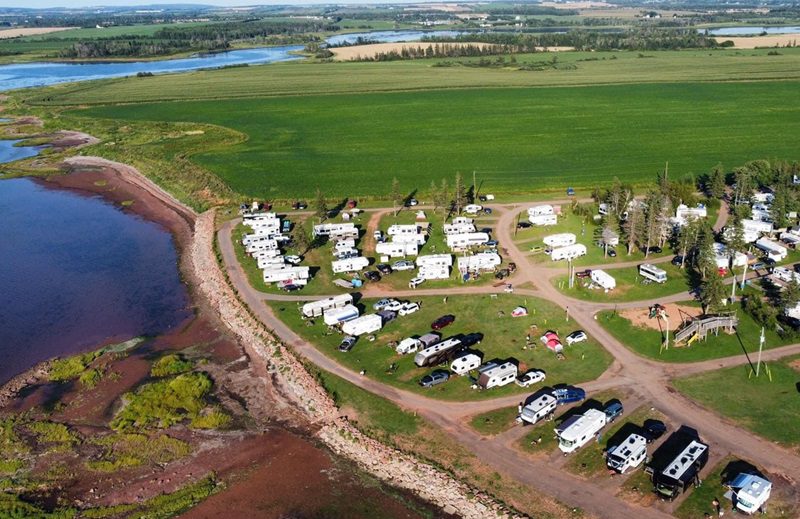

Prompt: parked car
[
  {"left": 495, "top": 269, "right": 510, "bottom": 280},
  {"left": 486, "top": 239, "right": 499, "bottom": 247},
  {"left": 373, "top": 230, "right": 383, "bottom": 241},
  {"left": 373, "top": 298, "right": 394, "bottom": 311},
  {"left": 409, "top": 277, "right": 425, "bottom": 289},
  {"left": 566, "top": 330, "right": 588, "bottom": 345},
  {"left": 338, "top": 336, "right": 357, "bottom": 352},
  {"left": 607, "top": 248, "right": 617, "bottom": 257},
  {"left": 672, "top": 255, "right": 684, "bottom": 266},
  {"left": 460, "top": 332, "right": 483, "bottom": 347},
  {"left": 376, "top": 263, "right": 393, "bottom": 275},
  {"left": 399, "top": 302, "right": 420, "bottom": 316},
  {"left": 530, "top": 245, "right": 543, "bottom": 254},
  {"left": 393, "top": 260, "right": 415, "bottom": 271},
  {"left": 281, "top": 284, "right": 302, "bottom": 292},
  {"left": 642, "top": 419, "right": 667, "bottom": 443},
  {"left": 292, "top": 201, "right": 307, "bottom": 210},
  {"left": 517, "top": 222, "right": 531, "bottom": 229},
  {"left": 480, "top": 227, "right": 493, "bottom": 234},
  {"left": 284, "top": 255, "right": 302, "bottom": 265},
  {"left": 515, "top": 370, "right": 546, "bottom": 387},
  {"left": 508, "top": 262, "right": 517, "bottom": 273},
  {"left": 552, "top": 387, "right": 586, "bottom": 405},
  {"left": 484, "top": 208, "right": 493, "bottom": 215},
  {"left": 644, "top": 246, "right": 663, "bottom": 254},
  {"left": 765, "top": 258, "right": 777, "bottom": 266},
  {"left": 419, "top": 370, "right": 449, "bottom": 387},
  {"left": 752, "top": 262, "right": 766, "bottom": 270},
  {"left": 406, "top": 198, "right": 419, "bottom": 207},
  {"left": 282, "top": 220, "right": 292, "bottom": 233},
  {"left": 384, "top": 300, "right": 404, "bottom": 312},
  {"left": 377, "top": 310, "right": 397, "bottom": 323},
  {"left": 364, "top": 271, "right": 382, "bottom": 282},
  {"left": 431, "top": 314, "right": 456, "bottom": 330},
  {"left": 575, "top": 270, "right": 592, "bottom": 279},
  {"left": 603, "top": 402, "right": 624, "bottom": 422}
]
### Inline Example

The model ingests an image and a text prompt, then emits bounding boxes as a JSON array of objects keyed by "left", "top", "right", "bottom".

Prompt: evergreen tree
[
  {"left": 783, "top": 276, "right": 800, "bottom": 313},
  {"left": 440, "top": 178, "right": 450, "bottom": 216},
  {"left": 430, "top": 180, "right": 440, "bottom": 214},
  {"left": 725, "top": 216, "right": 747, "bottom": 263},
  {"left": 694, "top": 221, "right": 716, "bottom": 280},
  {"left": 291, "top": 224, "right": 311, "bottom": 255},
  {"left": 709, "top": 163, "right": 726, "bottom": 199},
  {"left": 391, "top": 177, "right": 401, "bottom": 217},
  {"left": 699, "top": 271, "right": 727, "bottom": 314},
  {"left": 622, "top": 203, "right": 644, "bottom": 256},
  {"left": 676, "top": 218, "right": 702, "bottom": 269},
  {"left": 314, "top": 188, "right": 328, "bottom": 222},
  {"left": 454, "top": 172, "right": 466, "bottom": 215}
]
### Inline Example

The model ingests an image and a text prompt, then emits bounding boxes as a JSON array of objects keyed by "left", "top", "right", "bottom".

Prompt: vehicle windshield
[
  {"left": 736, "top": 496, "right": 755, "bottom": 510},
  {"left": 559, "top": 438, "right": 575, "bottom": 448},
  {"left": 607, "top": 455, "right": 625, "bottom": 466}
]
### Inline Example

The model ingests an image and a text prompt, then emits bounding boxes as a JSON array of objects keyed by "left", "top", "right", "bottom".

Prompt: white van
[
  {"left": 396, "top": 337, "right": 421, "bottom": 355},
  {"left": 450, "top": 353, "right": 481, "bottom": 375}
]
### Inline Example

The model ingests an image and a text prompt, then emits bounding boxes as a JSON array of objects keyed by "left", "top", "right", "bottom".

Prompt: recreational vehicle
[
  {"left": 751, "top": 208, "right": 771, "bottom": 222},
  {"left": 396, "top": 337, "right": 422, "bottom": 355},
  {"left": 333, "top": 238, "right": 357, "bottom": 252},
  {"left": 477, "top": 362, "right": 518, "bottom": 389},
  {"left": 453, "top": 216, "right": 473, "bottom": 225},
  {"left": 450, "top": 353, "right": 481, "bottom": 375},
  {"left": 387, "top": 224, "right": 420, "bottom": 236},
  {"left": 418, "top": 265, "right": 450, "bottom": 280},
  {"left": 591, "top": 269, "right": 616, "bottom": 290},
  {"left": 675, "top": 204, "right": 707, "bottom": 221},
  {"left": 376, "top": 241, "right": 418, "bottom": 258},
  {"left": 333, "top": 247, "right": 359, "bottom": 260},
  {"left": 652, "top": 439, "right": 709, "bottom": 500},
  {"left": 418, "top": 333, "right": 441, "bottom": 348},
  {"left": 313, "top": 223, "right": 356, "bottom": 238},
  {"left": 741, "top": 219, "right": 773, "bottom": 236},
  {"left": 416, "top": 254, "right": 453, "bottom": 268},
  {"left": 555, "top": 409, "right": 607, "bottom": 454},
  {"left": 262, "top": 266, "right": 310, "bottom": 285},
  {"left": 331, "top": 256, "right": 370, "bottom": 273},
  {"left": 446, "top": 232, "right": 490, "bottom": 250},
  {"left": 341, "top": 314, "right": 383, "bottom": 336},
  {"left": 527, "top": 205, "right": 554, "bottom": 217},
  {"left": 302, "top": 294, "right": 353, "bottom": 318},
  {"left": 414, "top": 338, "right": 463, "bottom": 367},
  {"left": 543, "top": 233, "right": 576, "bottom": 248},
  {"left": 727, "top": 473, "right": 772, "bottom": 515},
  {"left": 780, "top": 231, "right": 800, "bottom": 248},
  {"left": 529, "top": 214, "right": 558, "bottom": 226},
  {"left": 520, "top": 394, "right": 558, "bottom": 425},
  {"left": 772, "top": 266, "right": 799, "bottom": 284},
  {"left": 550, "top": 244, "right": 587, "bottom": 261},
  {"left": 391, "top": 233, "right": 426, "bottom": 245},
  {"left": 754, "top": 237, "right": 788, "bottom": 262},
  {"left": 246, "top": 239, "right": 279, "bottom": 255},
  {"left": 329, "top": 227, "right": 360, "bottom": 241},
  {"left": 242, "top": 232, "right": 277, "bottom": 246},
  {"left": 257, "top": 256, "right": 285, "bottom": 270},
  {"left": 639, "top": 264, "right": 667, "bottom": 284},
  {"left": 322, "top": 304, "right": 360, "bottom": 327},
  {"left": 457, "top": 252, "right": 502, "bottom": 273},
  {"left": 252, "top": 248, "right": 281, "bottom": 260},
  {"left": 464, "top": 204, "right": 483, "bottom": 214},
  {"left": 443, "top": 222, "right": 477, "bottom": 235},
  {"left": 606, "top": 433, "right": 648, "bottom": 474}
]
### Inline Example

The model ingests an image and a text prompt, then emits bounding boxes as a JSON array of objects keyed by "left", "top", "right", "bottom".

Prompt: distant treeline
[{"left": 351, "top": 43, "right": 505, "bottom": 62}]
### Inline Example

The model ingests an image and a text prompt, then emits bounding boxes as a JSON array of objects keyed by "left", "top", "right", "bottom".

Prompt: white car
[
  {"left": 384, "top": 300, "right": 404, "bottom": 312},
  {"left": 515, "top": 370, "right": 546, "bottom": 387},
  {"left": 393, "top": 260, "right": 415, "bottom": 271},
  {"left": 398, "top": 302, "right": 420, "bottom": 316},
  {"left": 284, "top": 255, "right": 302, "bottom": 265},
  {"left": 409, "top": 277, "right": 425, "bottom": 289},
  {"left": 373, "top": 298, "right": 395, "bottom": 311},
  {"left": 566, "top": 330, "right": 588, "bottom": 345}
]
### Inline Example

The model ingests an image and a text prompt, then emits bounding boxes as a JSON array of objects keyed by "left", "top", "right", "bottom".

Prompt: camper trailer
[
  {"left": 457, "top": 252, "right": 502, "bottom": 273},
  {"left": 446, "top": 232, "right": 490, "bottom": 250},
  {"left": 527, "top": 205, "right": 554, "bottom": 217},
  {"left": 331, "top": 256, "right": 370, "bottom": 273},
  {"left": 376, "top": 241, "right": 418, "bottom": 258},
  {"left": 555, "top": 409, "right": 607, "bottom": 454},
  {"left": 464, "top": 204, "right": 483, "bottom": 214},
  {"left": 418, "top": 265, "right": 450, "bottom": 280},
  {"left": 543, "top": 233, "right": 576, "bottom": 248},
  {"left": 529, "top": 214, "right": 558, "bottom": 226},
  {"left": 639, "top": 264, "right": 667, "bottom": 284},
  {"left": 591, "top": 269, "right": 616, "bottom": 290},
  {"left": 450, "top": 353, "right": 481, "bottom": 375},
  {"left": 727, "top": 473, "right": 772, "bottom": 515},
  {"left": 477, "top": 362, "right": 518, "bottom": 389},
  {"left": 780, "top": 231, "right": 800, "bottom": 248},
  {"left": 313, "top": 223, "right": 356, "bottom": 238},
  {"left": 262, "top": 266, "right": 310, "bottom": 285},
  {"left": 416, "top": 254, "right": 453, "bottom": 268},
  {"left": 333, "top": 238, "right": 357, "bottom": 252},
  {"left": 341, "top": 314, "right": 383, "bottom": 336},
  {"left": 653, "top": 439, "right": 709, "bottom": 500},
  {"left": 520, "top": 394, "right": 558, "bottom": 425},
  {"left": 414, "top": 338, "right": 463, "bottom": 367},
  {"left": 396, "top": 337, "right": 422, "bottom": 355},
  {"left": 675, "top": 204, "right": 707, "bottom": 221},
  {"left": 257, "top": 256, "right": 286, "bottom": 270},
  {"left": 741, "top": 219, "right": 774, "bottom": 236},
  {"left": 391, "top": 233, "right": 426, "bottom": 246},
  {"left": 387, "top": 224, "right": 420, "bottom": 236},
  {"left": 754, "top": 237, "right": 788, "bottom": 262},
  {"left": 443, "top": 222, "right": 477, "bottom": 235},
  {"left": 302, "top": 294, "right": 354, "bottom": 318},
  {"left": 606, "top": 433, "right": 648, "bottom": 474},
  {"left": 330, "top": 228, "right": 360, "bottom": 241},
  {"left": 453, "top": 216, "right": 473, "bottom": 225},
  {"left": 323, "top": 304, "right": 360, "bottom": 326},
  {"left": 550, "top": 244, "right": 587, "bottom": 261},
  {"left": 772, "top": 266, "right": 800, "bottom": 284},
  {"left": 252, "top": 248, "right": 281, "bottom": 260},
  {"left": 246, "top": 239, "right": 279, "bottom": 255}
]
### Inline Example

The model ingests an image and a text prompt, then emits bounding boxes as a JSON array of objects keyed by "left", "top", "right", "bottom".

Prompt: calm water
[
  {"left": 707, "top": 26, "right": 800, "bottom": 36},
  {"left": 0, "top": 171, "right": 190, "bottom": 384},
  {"left": 325, "top": 30, "right": 465, "bottom": 46},
  {"left": 0, "top": 139, "right": 42, "bottom": 163}
]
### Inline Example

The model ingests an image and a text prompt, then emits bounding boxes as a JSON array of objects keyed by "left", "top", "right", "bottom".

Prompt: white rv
[
  {"left": 323, "top": 304, "right": 359, "bottom": 326},
  {"left": 416, "top": 254, "right": 453, "bottom": 268},
  {"left": 780, "top": 231, "right": 800, "bottom": 248},
  {"left": 331, "top": 256, "right": 370, "bottom": 273},
  {"left": 555, "top": 409, "right": 607, "bottom": 454},
  {"left": 262, "top": 266, "right": 310, "bottom": 285},
  {"left": 520, "top": 394, "right": 558, "bottom": 425},
  {"left": 341, "top": 314, "right": 382, "bottom": 336},
  {"left": 639, "top": 264, "right": 667, "bottom": 283},
  {"left": 529, "top": 214, "right": 558, "bottom": 226},
  {"left": 450, "top": 353, "right": 481, "bottom": 375},
  {"left": 313, "top": 222, "right": 356, "bottom": 238},
  {"left": 550, "top": 244, "right": 587, "bottom": 261},
  {"left": 418, "top": 265, "right": 450, "bottom": 280},
  {"left": 755, "top": 237, "right": 788, "bottom": 262},
  {"left": 443, "top": 222, "right": 477, "bottom": 235},
  {"left": 446, "top": 232, "right": 490, "bottom": 250},
  {"left": 333, "top": 238, "right": 357, "bottom": 251},
  {"left": 457, "top": 252, "right": 501, "bottom": 273},
  {"left": 741, "top": 219, "right": 773, "bottom": 235},
  {"left": 387, "top": 224, "right": 420, "bottom": 236},
  {"left": 675, "top": 203, "right": 707, "bottom": 221},
  {"left": 464, "top": 204, "right": 483, "bottom": 214},
  {"left": 330, "top": 227, "right": 359, "bottom": 241},
  {"left": 527, "top": 205, "right": 554, "bottom": 217},
  {"left": 590, "top": 269, "right": 616, "bottom": 290},
  {"left": 453, "top": 216, "right": 474, "bottom": 225},
  {"left": 751, "top": 208, "right": 772, "bottom": 223},
  {"left": 414, "top": 337, "right": 462, "bottom": 367},
  {"left": 477, "top": 362, "right": 518, "bottom": 389},
  {"left": 727, "top": 473, "right": 772, "bottom": 515},
  {"left": 391, "top": 233, "right": 426, "bottom": 246},
  {"left": 246, "top": 239, "right": 279, "bottom": 255},
  {"left": 396, "top": 337, "right": 422, "bottom": 355},
  {"left": 257, "top": 256, "right": 285, "bottom": 270},
  {"left": 252, "top": 248, "right": 281, "bottom": 260},
  {"left": 376, "top": 241, "right": 418, "bottom": 258},
  {"left": 606, "top": 433, "right": 648, "bottom": 474},
  {"left": 543, "top": 233, "right": 576, "bottom": 248},
  {"left": 302, "top": 294, "right": 353, "bottom": 318}
]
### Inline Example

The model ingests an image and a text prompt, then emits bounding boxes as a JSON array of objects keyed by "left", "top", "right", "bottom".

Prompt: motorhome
[
  {"left": 555, "top": 409, "right": 607, "bottom": 454},
  {"left": 387, "top": 224, "right": 420, "bottom": 236},
  {"left": 302, "top": 294, "right": 353, "bottom": 318},
  {"left": 257, "top": 256, "right": 285, "bottom": 270},
  {"left": 331, "top": 256, "right": 370, "bottom": 273},
  {"left": 391, "top": 233, "right": 426, "bottom": 245},
  {"left": 323, "top": 304, "right": 360, "bottom": 326},
  {"left": 376, "top": 241, "right": 418, "bottom": 258},
  {"left": 726, "top": 473, "right": 772, "bottom": 515},
  {"left": 330, "top": 227, "right": 360, "bottom": 241},
  {"left": 591, "top": 269, "right": 616, "bottom": 290},
  {"left": 333, "top": 238, "right": 357, "bottom": 252},
  {"left": 341, "top": 314, "right": 383, "bottom": 336},
  {"left": 639, "top": 264, "right": 667, "bottom": 284},
  {"left": 464, "top": 204, "right": 483, "bottom": 214},
  {"left": 457, "top": 252, "right": 502, "bottom": 273},
  {"left": 414, "top": 337, "right": 463, "bottom": 367},
  {"left": 606, "top": 433, "right": 648, "bottom": 474},
  {"left": 452, "top": 216, "right": 474, "bottom": 225},
  {"left": 653, "top": 439, "right": 709, "bottom": 500},
  {"left": 246, "top": 239, "right": 279, "bottom": 255},
  {"left": 313, "top": 223, "right": 356, "bottom": 238},
  {"left": 450, "top": 353, "right": 481, "bottom": 375},
  {"left": 446, "top": 232, "right": 490, "bottom": 250},
  {"left": 675, "top": 203, "right": 707, "bottom": 221},
  {"left": 262, "top": 266, "right": 310, "bottom": 285},
  {"left": 416, "top": 254, "right": 453, "bottom": 268},
  {"left": 529, "top": 214, "right": 558, "bottom": 226},
  {"left": 543, "top": 233, "right": 576, "bottom": 248},
  {"left": 396, "top": 337, "right": 422, "bottom": 355},
  {"left": 754, "top": 237, "right": 788, "bottom": 262},
  {"left": 528, "top": 205, "right": 554, "bottom": 217},
  {"left": 520, "top": 394, "right": 558, "bottom": 425},
  {"left": 477, "top": 362, "right": 518, "bottom": 389},
  {"left": 550, "top": 244, "right": 587, "bottom": 261},
  {"left": 418, "top": 265, "right": 451, "bottom": 280},
  {"left": 443, "top": 222, "right": 477, "bottom": 235},
  {"left": 741, "top": 219, "right": 773, "bottom": 236}
]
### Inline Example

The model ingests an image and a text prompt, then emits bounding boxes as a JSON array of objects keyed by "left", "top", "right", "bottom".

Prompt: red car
[{"left": 431, "top": 315, "right": 456, "bottom": 330}]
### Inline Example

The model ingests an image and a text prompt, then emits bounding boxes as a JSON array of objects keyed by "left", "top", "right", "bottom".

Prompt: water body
[
  {"left": 0, "top": 149, "right": 190, "bottom": 384},
  {"left": 707, "top": 26, "right": 800, "bottom": 36},
  {"left": 325, "top": 29, "right": 466, "bottom": 46},
  {"left": 0, "top": 139, "right": 42, "bottom": 163}
]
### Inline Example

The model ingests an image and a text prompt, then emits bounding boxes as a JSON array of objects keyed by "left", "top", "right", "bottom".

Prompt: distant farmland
[{"left": 75, "top": 81, "right": 800, "bottom": 199}]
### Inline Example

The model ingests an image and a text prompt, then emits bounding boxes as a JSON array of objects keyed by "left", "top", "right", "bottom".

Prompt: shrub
[
  {"left": 151, "top": 354, "right": 193, "bottom": 378},
  {"left": 49, "top": 351, "right": 102, "bottom": 382}
]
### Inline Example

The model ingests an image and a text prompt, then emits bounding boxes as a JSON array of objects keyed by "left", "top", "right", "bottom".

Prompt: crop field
[{"left": 69, "top": 79, "right": 800, "bottom": 199}]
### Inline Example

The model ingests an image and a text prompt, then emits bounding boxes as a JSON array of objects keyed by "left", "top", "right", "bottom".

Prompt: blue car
[
  {"left": 552, "top": 387, "right": 586, "bottom": 405},
  {"left": 604, "top": 402, "right": 624, "bottom": 422}
]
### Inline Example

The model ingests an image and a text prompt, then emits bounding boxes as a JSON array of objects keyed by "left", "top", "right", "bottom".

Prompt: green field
[{"left": 553, "top": 262, "right": 690, "bottom": 303}]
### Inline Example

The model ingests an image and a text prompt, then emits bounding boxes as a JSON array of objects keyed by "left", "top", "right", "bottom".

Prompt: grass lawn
[
  {"left": 63, "top": 80, "right": 800, "bottom": 199},
  {"left": 673, "top": 356, "right": 800, "bottom": 449},
  {"left": 552, "top": 262, "right": 690, "bottom": 303},
  {"left": 468, "top": 406, "right": 520, "bottom": 436},
  {"left": 597, "top": 302, "right": 794, "bottom": 363},
  {"left": 269, "top": 294, "right": 613, "bottom": 401}
]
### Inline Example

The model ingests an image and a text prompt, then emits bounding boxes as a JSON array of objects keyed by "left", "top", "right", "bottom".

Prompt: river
[{"left": 706, "top": 26, "right": 800, "bottom": 36}]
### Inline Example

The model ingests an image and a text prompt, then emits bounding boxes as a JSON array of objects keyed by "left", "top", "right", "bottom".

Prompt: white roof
[
  {"left": 662, "top": 440, "right": 707, "bottom": 480},
  {"left": 609, "top": 433, "right": 647, "bottom": 461},
  {"left": 730, "top": 473, "right": 771, "bottom": 503},
  {"left": 557, "top": 409, "right": 606, "bottom": 442},
  {"left": 480, "top": 361, "right": 516, "bottom": 377}
]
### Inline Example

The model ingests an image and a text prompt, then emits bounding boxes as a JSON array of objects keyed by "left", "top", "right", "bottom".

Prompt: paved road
[{"left": 218, "top": 197, "right": 800, "bottom": 519}]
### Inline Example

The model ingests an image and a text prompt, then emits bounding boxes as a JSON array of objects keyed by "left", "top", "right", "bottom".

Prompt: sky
[{"left": 0, "top": 0, "right": 422, "bottom": 7}]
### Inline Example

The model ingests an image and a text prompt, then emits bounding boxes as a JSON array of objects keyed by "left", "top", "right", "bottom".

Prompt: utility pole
[
  {"left": 568, "top": 258, "right": 574, "bottom": 289},
  {"left": 473, "top": 170, "right": 477, "bottom": 200},
  {"left": 756, "top": 327, "right": 765, "bottom": 377},
  {"left": 730, "top": 271, "right": 737, "bottom": 302}
]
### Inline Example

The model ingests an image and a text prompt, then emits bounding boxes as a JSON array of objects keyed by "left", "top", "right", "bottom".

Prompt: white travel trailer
[
  {"left": 262, "top": 266, "right": 310, "bottom": 285},
  {"left": 457, "top": 252, "right": 502, "bottom": 273},
  {"left": 771, "top": 266, "right": 800, "bottom": 285},
  {"left": 675, "top": 203, "right": 707, "bottom": 221},
  {"left": 414, "top": 337, "right": 462, "bottom": 367},
  {"left": 443, "top": 222, "right": 477, "bottom": 235},
  {"left": 242, "top": 232, "right": 277, "bottom": 246},
  {"left": 639, "top": 264, "right": 667, "bottom": 284},
  {"left": 452, "top": 216, "right": 474, "bottom": 225},
  {"left": 396, "top": 337, "right": 422, "bottom": 355},
  {"left": 543, "top": 233, "right": 576, "bottom": 248},
  {"left": 781, "top": 231, "right": 800, "bottom": 248},
  {"left": 726, "top": 473, "right": 772, "bottom": 515},
  {"left": 529, "top": 214, "right": 558, "bottom": 226},
  {"left": 754, "top": 237, "right": 788, "bottom": 262},
  {"left": 555, "top": 409, "right": 607, "bottom": 454},
  {"left": 450, "top": 353, "right": 481, "bottom": 375},
  {"left": 376, "top": 241, "right": 418, "bottom": 258},
  {"left": 313, "top": 222, "right": 356, "bottom": 238},
  {"left": 751, "top": 208, "right": 772, "bottom": 223},
  {"left": 606, "top": 433, "right": 648, "bottom": 474},
  {"left": 331, "top": 256, "right": 370, "bottom": 273},
  {"left": 246, "top": 239, "right": 279, "bottom": 255},
  {"left": 330, "top": 227, "right": 360, "bottom": 241},
  {"left": 334, "top": 247, "right": 359, "bottom": 259},
  {"left": 323, "top": 304, "right": 360, "bottom": 326},
  {"left": 302, "top": 294, "right": 353, "bottom": 318},
  {"left": 391, "top": 233, "right": 426, "bottom": 246},
  {"left": 387, "top": 224, "right": 420, "bottom": 236},
  {"left": 341, "top": 314, "right": 382, "bottom": 336},
  {"left": 333, "top": 238, "right": 357, "bottom": 252},
  {"left": 418, "top": 265, "right": 451, "bottom": 280},
  {"left": 477, "top": 362, "right": 518, "bottom": 389},
  {"left": 416, "top": 254, "right": 453, "bottom": 268},
  {"left": 244, "top": 218, "right": 280, "bottom": 231},
  {"left": 742, "top": 219, "right": 774, "bottom": 235},
  {"left": 520, "top": 394, "right": 558, "bottom": 425},
  {"left": 712, "top": 243, "right": 748, "bottom": 269},
  {"left": 528, "top": 205, "right": 554, "bottom": 217},
  {"left": 464, "top": 204, "right": 483, "bottom": 214},
  {"left": 252, "top": 248, "right": 281, "bottom": 260},
  {"left": 257, "top": 256, "right": 285, "bottom": 270},
  {"left": 550, "top": 244, "right": 587, "bottom": 261},
  {"left": 591, "top": 269, "right": 616, "bottom": 290},
  {"left": 446, "top": 232, "right": 490, "bottom": 250}
]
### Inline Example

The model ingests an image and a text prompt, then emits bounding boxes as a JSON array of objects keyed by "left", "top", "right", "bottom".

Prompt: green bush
[
  {"left": 151, "top": 354, "right": 193, "bottom": 378},
  {"left": 79, "top": 368, "right": 103, "bottom": 389},
  {"left": 26, "top": 421, "right": 78, "bottom": 446},
  {"left": 49, "top": 351, "right": 102, "bottom": 382},
  {"left": 87, "top": 433, "right": 190, "bottom": 473},
  {"left": 190, "top": 408, "right": 231, "bottom": 430}
]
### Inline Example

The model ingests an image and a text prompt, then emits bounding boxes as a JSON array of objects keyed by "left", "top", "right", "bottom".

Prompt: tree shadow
[
  {"left": 721, "top": 459, "right": 764, "bottom": 485},
  {"left": 402, "top": 189, "right": 418, "bottom": 208},
  {"left": 327, "top": 197, "right": 349, "bottom": 219}
]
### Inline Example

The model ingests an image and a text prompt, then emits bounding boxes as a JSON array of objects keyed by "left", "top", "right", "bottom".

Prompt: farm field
[
  {"left": 67, "top": 80, "right": 800, "bottom": 199},
  {"left": 267, "top": 294, "right": 612, "bottom": 401}
]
